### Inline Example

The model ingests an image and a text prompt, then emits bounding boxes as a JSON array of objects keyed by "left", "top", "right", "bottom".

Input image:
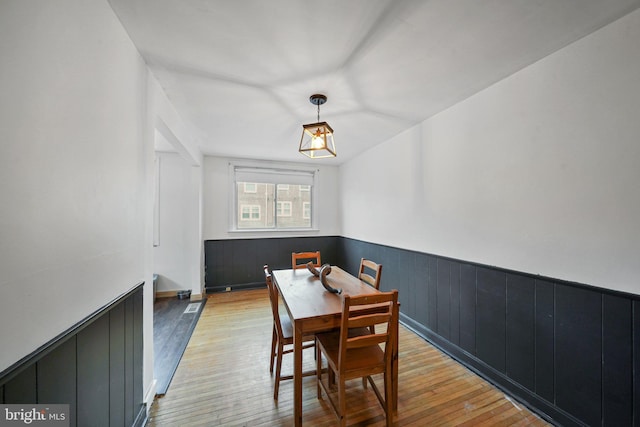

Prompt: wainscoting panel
[
  {"left": 459, "top": 263, "right": 477, "bottom": 356},
  {"left": 476, "top": 267, "right": 507, "bottom": 373},
  {"left": 505, "top": 273, "right": 535, "bottom": 392},
  {"left": 602, "top": 294, "right": 633, "bottom": 426},
  {"left": 77, "top": 314, "right": 111, "bottom": 425},
  {"left": 204, "top": 236, "right": 339, "bottom": 292},
  {"left": 555, "top": 285, "right": 602, "bottom": 426},
  {"left": 203, "top": 236, "right": 640, "bottom": 427},
  {"left": 634, "top": 300, "right": 640, "bottom": 427},
  {"left": 0, "top": 284, "right": 146, "bottom": 427},
  {"left": 426, "top": 255, "right": 438, "bottom": 333},
  {"left": 413, "top": 252, "right": 429, "bottom": 330},
  {"left": 39, "top": 338, "right": 77, "bottom": 423},
  {"left": 3, "top": 365, "right": 36, "bottom": 403},
  {"left": 534, "top": 279, "right": 555, "bottom": 403},
  {"left": 110, "top": 301, "right": 126, "bottom": 427}
]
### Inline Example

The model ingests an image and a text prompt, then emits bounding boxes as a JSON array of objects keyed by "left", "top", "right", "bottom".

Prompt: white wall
[
  {"left": 340, "top": 9, "right": 640, "bottom": 295},
  {"left": 154, "top": 152, "right": 202, "bottom": 295},
  {"left": 203, "top": 156, "right": 341, "bottom": 239},
  {"left": 0, "top": 0, "right": 166, "bottom": 406}
]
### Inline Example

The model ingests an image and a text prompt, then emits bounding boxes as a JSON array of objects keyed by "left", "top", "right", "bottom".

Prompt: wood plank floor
[
  {"left": 147, "top": 289, "right": 552, "bottom": 426},
  {"left": 154, "top": 297, "right": 207, "bottom": 395}
]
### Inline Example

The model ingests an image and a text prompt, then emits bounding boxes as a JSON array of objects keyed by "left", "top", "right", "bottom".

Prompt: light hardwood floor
[{"left": 147, "top": 289, "right": 552, "bottom": 426}]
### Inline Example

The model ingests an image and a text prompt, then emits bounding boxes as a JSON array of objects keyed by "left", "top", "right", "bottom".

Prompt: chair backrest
[
  {"left": 264, "top": 265, "right": 283, "bottom": 337},
  {"left": 358, "top": 258, "right": 383, "bottom": 290},
  {"left": 338, "top": 290, "right": 398, "bottom": 371},
  {"left": 291, "top": 251, "right": 321, "bottom": 269}
]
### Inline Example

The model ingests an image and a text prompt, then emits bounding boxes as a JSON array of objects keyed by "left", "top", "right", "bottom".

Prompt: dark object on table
[
  {"left": 319, "top": 264, "right": 342, "bottom": 294},
  {"left": 306, "top": 262, "right": 320, "bottom": 277}
]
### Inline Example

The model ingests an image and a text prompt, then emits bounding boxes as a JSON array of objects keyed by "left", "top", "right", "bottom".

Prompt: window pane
[
  {"left": 237, "top": 182, "right": 274, "bottom": 228},
  {"left": 237, "top": 181, "right": 310, "bottom": 229},
  {"left": 276, "top": 184, "right": 310, "bottom": 228}
]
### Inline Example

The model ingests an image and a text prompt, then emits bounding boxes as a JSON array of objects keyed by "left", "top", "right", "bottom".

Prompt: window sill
[{"left": 228, "top": 228, "right": 320, "bottom": 234}]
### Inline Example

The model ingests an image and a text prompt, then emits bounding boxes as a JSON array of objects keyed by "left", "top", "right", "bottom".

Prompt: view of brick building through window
[{"left": 237, "top": 182, "right": 311, "bottom": 229}]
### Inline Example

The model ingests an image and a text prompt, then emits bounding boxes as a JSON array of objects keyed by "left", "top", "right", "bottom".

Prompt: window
[
  {"left": 231, "top": 165, "right": 315, "bottom": 230},
  {"left": 240, "top": 205, "right": 260, "bottom": 220},
  {"left": 277, "top": 201, "right": 292, "bottom": 217}
]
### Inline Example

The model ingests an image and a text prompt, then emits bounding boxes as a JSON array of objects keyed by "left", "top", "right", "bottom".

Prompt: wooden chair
[
  {"left": 316, "top": 290, "right": 399, "bottom": 427},
  {"left": 358, "top": 258, "right": 382, "bottom": 290},
  {"left": 358, "top": 258, "right": 383, "bottom": 338},
  {"left": 264, "top": 265, "right": 316, "bottom": 400},
  {"left": 291, "top": 251, "right": 321, "bottom": 269}
]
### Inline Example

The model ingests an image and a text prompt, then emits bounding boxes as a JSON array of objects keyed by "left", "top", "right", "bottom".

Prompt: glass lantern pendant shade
[{"left": 299, "top": 94, "right": 336, "bottom": 158}]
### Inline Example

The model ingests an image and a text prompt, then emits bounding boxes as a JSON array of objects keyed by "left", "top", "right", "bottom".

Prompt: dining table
[{"left": 272, "top": 265, "right": 398, "bottom": 426}]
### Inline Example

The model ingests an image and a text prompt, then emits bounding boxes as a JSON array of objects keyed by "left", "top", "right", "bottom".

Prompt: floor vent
[{"left": 184, "top": 303, "right": 201, "bottom": 314}]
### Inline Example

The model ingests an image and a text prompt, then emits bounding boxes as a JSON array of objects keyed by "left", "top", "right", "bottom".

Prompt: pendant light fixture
[{"left": 299, "top": 94, "right": 336, "bottom": 158}]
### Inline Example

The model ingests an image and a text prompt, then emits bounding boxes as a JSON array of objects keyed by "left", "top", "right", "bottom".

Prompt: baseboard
[
  {"left": 205, "top": 282, "right": 265, "bottom": 293},
  {"left": 155, "top": 290, "right": 178, "bottom": 298},
  {"left": 156, "top": 290, "right": 204, "bottom": 301},
  {"left": 133, "top": 404, "right": 147, "bottom": 427},
  {"left": 144, "top": 379, "right": 157, "bottom": 413}
]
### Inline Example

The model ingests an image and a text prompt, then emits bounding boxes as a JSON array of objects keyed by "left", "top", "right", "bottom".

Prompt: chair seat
[
  {"left": 280, "top": 315, "right": 315, "bottom": 343},
  {"left": 280, "top": 314, "right": 295, "bottom": 339},
  {"left": 317, "top": 331, "right": 385, "bottom": 375}
]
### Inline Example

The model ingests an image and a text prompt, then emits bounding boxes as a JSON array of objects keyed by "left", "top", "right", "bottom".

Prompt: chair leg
[
  {"left": 338, "top": 377, "right": 347, "bottom": 427},
  {"left": 328, "top": 365, "right": 335, "bottom": 386},
  {"left": 274, "top": 342, "right": 283, "bottom": 400},
  {"left": 316, "top": 343, "right": 322, "bottom": 398},
  {"left": 384, "top": 370, "right": 394, "bottom": 426},
  {"left": 269, "top": 327, "right": 277, "bottom": 374}
]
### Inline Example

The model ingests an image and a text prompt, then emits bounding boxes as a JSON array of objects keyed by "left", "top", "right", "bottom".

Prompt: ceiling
[{"left": 108, "top": 0, "right": 640, "bottom": 165}]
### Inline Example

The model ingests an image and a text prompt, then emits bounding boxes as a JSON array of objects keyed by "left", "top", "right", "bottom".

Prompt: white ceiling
[{"left": 108, "top": 0, "right": 640, "bottom": 165}]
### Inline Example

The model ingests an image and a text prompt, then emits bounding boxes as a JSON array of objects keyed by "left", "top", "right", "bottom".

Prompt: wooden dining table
[{"left": 272, "top": 266, "right": 398, "bottom": 426}]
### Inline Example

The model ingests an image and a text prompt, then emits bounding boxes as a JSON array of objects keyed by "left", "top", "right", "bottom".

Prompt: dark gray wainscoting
[
  {"left": 205, "top": 235, "right": 640, "bottom": 427},
  {"left": 204, "top": 236, "right": 340, "bottom": 293},
  {"left": 0, "top": 284, "right": 146, "bottom": 427},
  {"left": 339, "top": 237, "right": 640, "bottom": 427}
]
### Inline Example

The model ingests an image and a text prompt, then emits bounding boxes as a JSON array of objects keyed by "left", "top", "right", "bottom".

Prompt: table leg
[{"left": 293, "top": 323, "right": 303, "bottom": 427}]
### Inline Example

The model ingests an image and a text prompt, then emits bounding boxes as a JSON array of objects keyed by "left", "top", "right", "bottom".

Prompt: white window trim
[{"left": 228, "top": 161, "right": 319, "bottom": 233}]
